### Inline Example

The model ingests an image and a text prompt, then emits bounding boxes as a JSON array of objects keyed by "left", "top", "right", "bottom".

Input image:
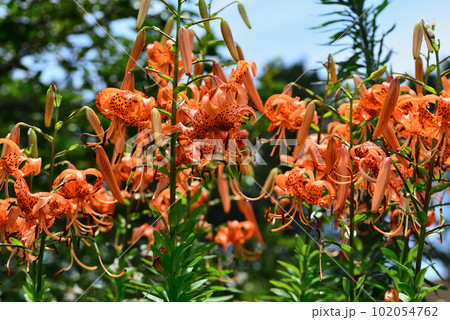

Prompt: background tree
[{"left": 314, "top": 0, "right": 395, "bottom": 78}]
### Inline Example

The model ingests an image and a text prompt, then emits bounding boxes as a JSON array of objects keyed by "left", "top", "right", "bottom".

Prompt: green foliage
[
  {"left": 23, "top": 270, "right": 50, "bottom": 302},
  {"left": 379, "top": 240, "right": 443, "bottom": 302},
  {"left": 128, "top": 192, "right": 231, "bottom": 302},
  {"left": 268, "top": 234, "right": 343, "bottom": 302}
]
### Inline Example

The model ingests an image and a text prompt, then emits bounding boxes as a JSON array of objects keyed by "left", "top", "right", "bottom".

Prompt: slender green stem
[
  {"left": 348, "top": 98, "right": 355, "bottom": 302},
  {"left": 213, "top": 0, "right": 238, "bottom": 15},
  {"left": 400, "top": 227, "right": 410, "bottom": 265},
  {"left": 122, "top": 196, "right": 136, "bottom": 252},
  {"left": 317, "top": 77, "right": 330, "bottom": 143},
  {"left": 169, "top": 0, "right": 182, "bottom": 238},
  {"left": 414, "top": 141, "right": 436, "bottom": 291},
  {"left": 435, "top": 49, "right": 441, "bottom": 95},
  {"left": 36, "top": 98, "right": 60, "bottom": 296}
]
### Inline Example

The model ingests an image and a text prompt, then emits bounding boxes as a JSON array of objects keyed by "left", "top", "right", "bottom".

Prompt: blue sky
[
  {"left": 28, "top": 0, "right": 450, "bottom": 90},
  {"left": 107, "top": 0, "right": 450, "bottom": 81}
]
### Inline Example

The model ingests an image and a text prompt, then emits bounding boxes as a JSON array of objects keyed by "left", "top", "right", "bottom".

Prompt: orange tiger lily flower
[
  {"left": 95, "top": 88, "right": 156, "bottom": 130},
  {"left": 384, "top": 287, "right": 401, "bottom": 302},
  {"left": 264, "top": 93, "right": 318, "bottom": 156},
  {"left": 269, "top": 167, "right": 335, "bottom": 231},
  {"left": 214, "top": 220, "right": 260, "bottom": 260},
  {"left": 14, "top": 176, "right": 72, "bottom": 242},
  {"left": 359, "top": 79, "right": 415, "bottom": 118},
  {"left": 131, "top": 222, "right": 155, "bottom": 246},
  {"left": 53, "top": 168, "right": 112, "bottom": 231},
  {"left": 146, "top": 40, "right": 184, "bottom": 86},
  {"left": 90, "top": 187, "right": 117, "bottom": 217},
  {"left": 0, "top": 139, "right": 41, "bottom": 194},
  {"left": 348, "top": 143, "right": 407, "bottom": 213}
]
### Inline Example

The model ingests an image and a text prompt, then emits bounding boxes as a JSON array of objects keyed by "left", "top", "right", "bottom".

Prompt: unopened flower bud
[
  {"left": 1, "top": 134, "right": 10, "bottom": 158},
  {"left": 136, "top": 0, "right": 151, "bottom": 30},
  {"left": 335, "top": 87, "right": 345, "bottom": 101},
  {"left": 373, "top": 78, "right": 400, "bottom": 138},
  {"left": 426, "top": 26, "right": 435, "bottom": 39},
  {"left": 382, "top": 122, "right": 409, "bottom": 168},
  {"left": 328, "top": 54, "right": 337, "bottom": 84},
  {"left": 178, "top": 27, "right": 193, "bottom": 75},
  {"left": 424, "top": 24, "right": 435, "bottom": 52},
  {"left": 153, "top": 248, "right": 166, "bottom": 273},
  {"left": 283, "top": 84, "right": 293, "bottom": 97},
  {"left": 28, "top": 128, "right": 38, "bottom": 158},
  {"left": 412, "top": 22, "right": 424, "bottom": 59},
  {"left": 151, "top": 108, "right": 162, "bottom": 147},
  {"left": 415, "top": 57, "right": 423, "bottom": 93},
  {"left": 198, "top": 0, "right": 211, "bottom": 33},
  {"left": 237, "top": 2, "right": 251, "bottom": 29},
  {"left": 86, "top": 107, "right": 105, "bottom": 141},
  {"left": 369, "top": 65, "right": 387, "bottom": 81},
  {"left": 353, "top": 75, "right": 366, "bottom": 98},
  {"left": 1, "top": 126, "right": 20, "bottom": 159},
  {"left": 45, "top": 85, "right": 55, "bottom": 127},
  {"left": 121, "top": 72, "right": 135, "bottom": 91},
  {"left": 236, "top": 44, "right": 245, "bottom": 61},
  {"left": 161, "top": 16, "right": 175, "bottom": 44},
  {"left": 296, "top": 101, "right": 316, "bottom": 150},
  {"left": 220, "top": 19, "right": 239, "bottom": 62},
  {"left": 126, "top": 29, "right": 146, "bottom": 73},
  {"left": 188, "top": 28, "right": 195, "bottom": 49},
  {"left": 371, "top": 157, "right": 391, "bottom": 213},
  {"left": 325, "top": 137, "right": 338, "bottom": 174},
  {"left": 93, "top": 145, "right": 125, "bottom": 204},
  {"left": 194, "top": 61, "right": 203, "bottom": 76},
  {"left": 212, "top": 62, "right": 227, "bottom": 83},
  {"left": 335, "top": 146, "right": 350, "bottom": 212},
  {"left": 9, "top": 125, "right": 20, "bottom": 146}
]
